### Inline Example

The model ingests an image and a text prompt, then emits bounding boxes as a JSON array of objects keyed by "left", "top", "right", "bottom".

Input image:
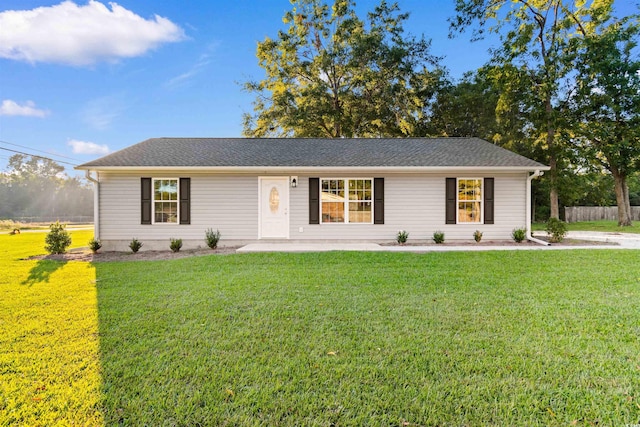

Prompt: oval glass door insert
[{"left": 269, "top": 186, "right": 280, "bottom": 213}]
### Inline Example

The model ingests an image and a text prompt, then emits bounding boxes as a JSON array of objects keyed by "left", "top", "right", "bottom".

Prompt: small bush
[
  {"left": 432, "top": 231, "right": 445, "bottom": 244},
  {"left": 170, "top": 238, "right": 183, "bottom": 253},
  {"left": 473, "top": 230, "right": 483, "bottom": 243},
  {"left": 205, "top": 228, "right": 221, "bottom": 249},
  {"left": 88, "top": 238, "right": 102, "bottom": 253},
  {"left": 396, "top": 230, "right": 409, "bottom": 244},
  {"left": 546, "top": 218, "right": 568, "bottom": 243},
  {"left": 129, "top": 238, "right": 143, "bottom": 253},
  {"left": 512, "top": 228, "right": 526, "bottom": 243},
  {"left": 45, "top": 221, "right": 72, "bottom": 254}
]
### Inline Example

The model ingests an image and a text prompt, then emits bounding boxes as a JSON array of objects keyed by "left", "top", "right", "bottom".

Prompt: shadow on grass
[{"left": 22, "top": 259, "right": 68, "bottom": 286}]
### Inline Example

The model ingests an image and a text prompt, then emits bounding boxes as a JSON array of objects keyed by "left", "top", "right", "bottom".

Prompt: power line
[
  {"left": 0, "top": 147, "right": 77, "bottom": 167},
  {"left": 0, "top": 139, "right": 79, "bottom": 162}
]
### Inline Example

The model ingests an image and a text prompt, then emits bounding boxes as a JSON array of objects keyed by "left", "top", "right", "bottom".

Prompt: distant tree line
[
  {"left": 0, "top": 154, "right": 93, "bottom": 222},
  {"left": 243, "top": 0, "right": 640, "bottom": 225}
]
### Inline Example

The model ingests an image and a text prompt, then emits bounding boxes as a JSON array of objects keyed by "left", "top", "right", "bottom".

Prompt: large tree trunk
[
  {"left": 612, "top": 168, "right": 633, "bottom": 226},
  {"left": 545, "top": 95, "right": 560, "bottom": 220},
  {"left": 548, "top": 153, "right": 559, "bottom": 220}
]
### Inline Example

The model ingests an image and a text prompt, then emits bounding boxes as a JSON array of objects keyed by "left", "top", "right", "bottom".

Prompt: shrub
[
  {"left": 396, "top": 230, "right": 409, "bottom": 244},
  {"left": 432, "top": 231, "right": 445, "bottom": 244},
  {"left": 170, "top": 238, "right": 183, "bottom": 253},
  {"left": 129, "top": 238, "right": 143, "bottom": 253},
  {"left": 546, "top": 218, "right": 568, "bottom": 243},
  {"left": 45, "top": 221, "right": 72, "bottom": 254},
  {"left": 473, "top": 230, "right": 483, "bottom": 243},
  {"left": 88, "top": 238, "right": 102, "bottom": 253},
  {"left": 512, "top": 228, "right": 526, "bottom": 243},
  {"left": 205, "top": 228, "right": 221, "bottom": 249}
]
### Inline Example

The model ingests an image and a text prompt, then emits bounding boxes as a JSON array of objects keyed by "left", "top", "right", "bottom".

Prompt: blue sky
[{"left": 0, "top": 1, "right": 634, "bottom": 175}]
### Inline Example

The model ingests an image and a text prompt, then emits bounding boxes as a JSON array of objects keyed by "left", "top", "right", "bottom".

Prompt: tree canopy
[
  {"left": 569, "top": 16, "right": 640, "bottom": 225},
  {"left": 0, "top": 155, "right": 93, "bottom": 221},
  {"left": 242, "top": 0, "right": 443, "bottom": 138}
]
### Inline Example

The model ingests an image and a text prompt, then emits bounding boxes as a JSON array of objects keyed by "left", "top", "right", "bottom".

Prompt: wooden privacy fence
[{"left": 564, "top": 206, "right": 640, "bottom": 223}]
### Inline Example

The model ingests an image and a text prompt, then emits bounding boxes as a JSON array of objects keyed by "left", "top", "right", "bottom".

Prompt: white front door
[{"left": 259, "top": 177, "right": 289, "bottom": 239}]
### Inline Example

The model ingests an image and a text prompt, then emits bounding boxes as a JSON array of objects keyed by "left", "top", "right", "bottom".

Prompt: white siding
[
  {"left": 290, "top": 173, "right": 527, "bottom": 242},
  {"left": 98, "top": 170, "right": 528, "bottom": 249},
  {"left": 98, "top": 172, "right": 258, "bottom": 250}
]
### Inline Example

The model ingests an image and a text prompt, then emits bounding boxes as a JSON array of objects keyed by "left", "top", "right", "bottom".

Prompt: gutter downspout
[
  {"left": 85, "top": 170, "right": 100, "bottom": 239},
  {"left": 526, "top": 170, "right": 549, "bottom": 245}
]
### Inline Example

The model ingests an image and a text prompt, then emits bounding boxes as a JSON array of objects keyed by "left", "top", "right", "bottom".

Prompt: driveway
[{"left": 563, "top": 231, "right": 640, "bottom": 249}]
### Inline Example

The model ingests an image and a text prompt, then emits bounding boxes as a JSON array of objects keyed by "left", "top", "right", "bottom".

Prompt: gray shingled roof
[{"left": 76, "top": 137, "right": 547, "bottom": 169}]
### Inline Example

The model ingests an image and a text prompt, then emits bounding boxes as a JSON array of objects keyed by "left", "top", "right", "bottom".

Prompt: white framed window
[
  {"left": 321, "top": 178, "right": 373, "bottom": 224},
  {"left": 457, "top": 178, "right": 482, "bottom": 223},
  {"left": 153, "top": 178, "right": 179, "bottom": 224}
]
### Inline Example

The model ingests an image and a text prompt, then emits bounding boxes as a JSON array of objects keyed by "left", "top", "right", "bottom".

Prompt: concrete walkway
[{"left": 236, "top": 231, "right": 640, "bottom": 253}]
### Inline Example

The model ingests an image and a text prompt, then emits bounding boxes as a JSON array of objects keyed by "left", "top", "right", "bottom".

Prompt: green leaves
[
  {"left": 450, "top": 0, "right": 622, "bottom": 219},
  {"left": 568, "top": 16, "right": 640, "bottom": 225},
  {"left": 44, "top": 221, "right": 72, "bottom": 255},
  {"left": 243, "top": 0, "right": 441, "bottom": 138}
]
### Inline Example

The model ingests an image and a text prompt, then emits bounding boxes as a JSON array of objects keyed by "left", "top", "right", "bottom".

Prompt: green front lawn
[
  {"left": 2, "top": 232, "right": 640, "bottom": 425},
  {"left": 0, "top": 229, "right": 101, "bottom": 426}
]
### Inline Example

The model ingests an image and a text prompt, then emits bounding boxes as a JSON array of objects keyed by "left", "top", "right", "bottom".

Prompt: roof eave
[{"left": 76, "top": 165, "right": 550, "bottom": 173}]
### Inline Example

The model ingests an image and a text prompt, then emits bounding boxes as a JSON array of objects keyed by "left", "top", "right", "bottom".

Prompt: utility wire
[
  {"left": 0, "top": 139, "right": 79, "bottom": 162},
  {"left": 0, "top": 147, "right": 77, "bottom": 166}
]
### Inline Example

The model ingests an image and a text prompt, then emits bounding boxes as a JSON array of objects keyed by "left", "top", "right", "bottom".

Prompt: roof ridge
[{"left": 148, "top": 136, "right": 483, "bottom": 142}]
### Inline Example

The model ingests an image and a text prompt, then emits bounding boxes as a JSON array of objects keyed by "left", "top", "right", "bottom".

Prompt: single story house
[{"left": 76, "top": 137, "right": 549, "bottom": 251}]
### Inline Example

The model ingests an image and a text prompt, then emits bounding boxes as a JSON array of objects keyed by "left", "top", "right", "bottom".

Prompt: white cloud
[
  {"left": 0, "top": 1, "right": 185, "bottom": 66},
  {"left": 0, "top": 99, "right": 49, "bottom": 117},
  {"left": 165, "top": 42, "right": 219, "bottom": 89},
  {"left": 68, "top": 139, "right": 110, "bottom": 155},
  {"left": 165, "top": 53, "right": 212, "bottom": 89}
]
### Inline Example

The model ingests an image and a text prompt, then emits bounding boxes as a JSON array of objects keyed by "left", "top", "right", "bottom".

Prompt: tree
[
  {"left": 7, "top": 154, "right": 65, "bottom": 179},
  {"left": 450, "top": 0, "right": 614, "bottom": 219},
  {"left": 1, "top": 154, "right": 93, "bottom": 221},
  {"left": 6, "top": 154, "right": 65, "bottom": 217},
  {"left": 426, "top": 67, "right": 501, "bottom": 140},
  {"left": 569, "top": 17, "right": 640, "bottom": 226},
  {"left": 243, "top": 0, "right": 443, "bottom": 138}
]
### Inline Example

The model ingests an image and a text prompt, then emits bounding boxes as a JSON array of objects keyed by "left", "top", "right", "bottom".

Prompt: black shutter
[
  {"left": 373, "top": 178, "right": 384, "bottom": 224},
  {"left": 309, "top": 177, "right": 320, "bottom": 224},
  {"left": 179, "top": 178, "right": 191, "bottom": 225},
  {"left": 484, "top": 177, "right": 494, "bottom": 224},
  {"left": 141, "top": 177, "right": 152, "bottom": 224},
  {"left": 445, "top": 177, "right": 456, "bottom": 224}
]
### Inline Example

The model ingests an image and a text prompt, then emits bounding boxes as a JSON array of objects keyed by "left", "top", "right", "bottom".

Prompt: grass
[
  {"left": 0, "top": 229, "right": 101, "bottom": 426},
  {"left": 533, "top": 220, "right": 640, "bottom": 234},
  {"left": 2, "top": 232, "right": 640, "bottom": 425}
]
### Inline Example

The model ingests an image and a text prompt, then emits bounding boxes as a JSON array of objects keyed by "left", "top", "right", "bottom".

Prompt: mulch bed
[
  {"left": 23, "top": 246, "right": 240, "bottom": 263},
  {"left": 22, "top": 236, "right": 614, "bottom": 263}
]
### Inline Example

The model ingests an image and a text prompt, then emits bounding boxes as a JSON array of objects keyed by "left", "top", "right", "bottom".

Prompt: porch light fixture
[{"left": 290, "top": 176, "right": 298, "bottom": 188}]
